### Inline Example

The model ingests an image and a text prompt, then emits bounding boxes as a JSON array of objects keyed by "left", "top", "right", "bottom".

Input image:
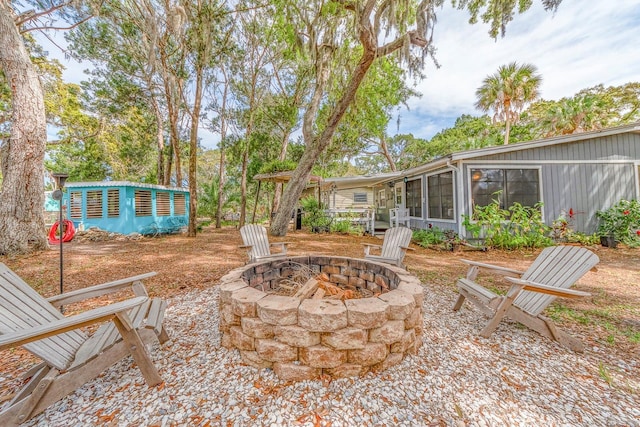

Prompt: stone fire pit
[{"left": 218, "top": 256, "right": 424, "bottom": 381}]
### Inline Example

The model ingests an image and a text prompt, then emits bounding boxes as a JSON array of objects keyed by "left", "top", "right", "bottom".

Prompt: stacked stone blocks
[{"left": 218, "top": 256, "right": 424, "bottom": 381}]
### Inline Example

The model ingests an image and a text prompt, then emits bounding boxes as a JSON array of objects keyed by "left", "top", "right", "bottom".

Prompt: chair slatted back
[
  {"left": 0, "top": 263, "right": 85, "bottom": 370},
  {"left": 240, "top": 224, "right": 271, "bottom": 261},
  {"left": 380, "top": 227, "right": 413, "bottom": 263},
  {"left": 515, "top": 246, "right": 599, "bottom": 316}
]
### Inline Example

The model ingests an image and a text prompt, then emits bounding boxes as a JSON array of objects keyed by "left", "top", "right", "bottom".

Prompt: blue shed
[{"left": 62, "top": 181, "right": 190, "bottom": 235}]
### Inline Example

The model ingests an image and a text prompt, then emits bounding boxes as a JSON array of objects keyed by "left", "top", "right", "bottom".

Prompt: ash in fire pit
[{"left": 218, "top": 256, "right": 424, "bottom": 381}]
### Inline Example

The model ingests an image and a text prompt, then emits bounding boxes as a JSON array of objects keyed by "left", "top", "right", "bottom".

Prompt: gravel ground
[{"left": 21, "top": 284, "right": 640, "bottom": 427}]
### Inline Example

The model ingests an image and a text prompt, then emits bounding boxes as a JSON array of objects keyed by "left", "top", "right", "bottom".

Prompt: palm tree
[
  {"left": 537, "top": 93, "right": 613, "bottom": 137},
  {"left": 475, "top": 62, "right": 542, "bottom": 145}
]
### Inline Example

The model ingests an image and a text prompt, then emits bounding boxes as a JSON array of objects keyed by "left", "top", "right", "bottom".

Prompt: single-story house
[
  {"left": 373, "top": 122, "right": 640, "bottom": 237},
  {"left": 319, "top": 172, "right": 400, "bottom": 211},
  {"left": 62, "top": 181, "right": 190, "bottom": 235}
]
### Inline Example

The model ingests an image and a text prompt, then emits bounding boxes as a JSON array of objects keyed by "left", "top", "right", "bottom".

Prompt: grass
[
  {"left": 598, "top": 362, "right": 614, "bottom": 386},
  {"left": 547, "top": 303, "right": 640, "bottom": 346}
]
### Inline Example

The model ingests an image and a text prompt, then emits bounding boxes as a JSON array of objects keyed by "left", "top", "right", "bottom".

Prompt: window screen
[
  {"left": 157, "top": 192, "right": 171, "bottom": 216},
  {"left": 353, "top": 193, "right": 368, "bottom": 204},
  {"left": 70, "top": 192, "right": 82, "bottom": 219},
  {"left": 135, "top": 190, "right": 152, "bottom": 216},
  {"left": 405, "top": 179, "right": 422, "bottom": 218},
  {"left": 107, "top": 189, "right": 120, "bottom": 218},
  {"left": 471, "top": 168, "right": 540, "bottom": 209},
  {"left": 427, "top": 171, "right": 454, "bottom": 219},
  {"left": 86, "top": 190, "right": 103, "bottom": 219},
  {"left": 174, "top": 193, "right": 186, "bottom": 215}
]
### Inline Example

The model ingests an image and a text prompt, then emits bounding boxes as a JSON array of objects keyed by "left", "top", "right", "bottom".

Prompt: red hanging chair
[{"left": 48, "top": 219, "right": 76, "bottom": 244}]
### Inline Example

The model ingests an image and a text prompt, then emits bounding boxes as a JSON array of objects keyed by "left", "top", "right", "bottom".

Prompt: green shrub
[
  {"left": 551, "top": 209, "right": 599, "bottom": 246},
  {"left": 596, "top": 199, "right": 640, "bottom": 247},
  {"left": 413, "top": 227, "right": 463, "bottom": 250},
  {"left": 462, "top": 195, "right": 552, "bottom": 249},
  {"left": 299, "top": 196, "right": 331, "bottom": 231},
  {"left": 330, "top": 220, "right": 364, "bottom": 235},
  {"left": 413, "top": 227, "right": 446, "bottom": 247}
]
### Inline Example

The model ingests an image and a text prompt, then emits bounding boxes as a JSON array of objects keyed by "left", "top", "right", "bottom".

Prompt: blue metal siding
[{"left": 63, "top": 183, "right": 189, "bottom": 235}]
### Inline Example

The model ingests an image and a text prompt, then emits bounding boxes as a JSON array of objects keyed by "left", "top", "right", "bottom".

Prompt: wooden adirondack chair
[
  {"left": 389, "top": 208, "right": 410, "bottom": 227},
  {"left": 362, "top": 227, "right": 414, "bottom": 267},
  {"left": 240, "top": 224, "right": 290, "bottom": 263},
  {"left": 0, "top": 264, "right": 169, "bottom": 426},
  {"left": 452, "top": 246, "right": 599, "bottom": 351}
]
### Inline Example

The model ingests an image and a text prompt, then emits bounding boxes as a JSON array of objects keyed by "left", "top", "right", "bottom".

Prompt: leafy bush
[
  {"left": 413, "top": 227, "right": 446, "bottom": 247},
  {"left": 462, "top": 196, "right": 552, "bottom": 249},
  {"left": 330, "top": 211, "right": 365, "bottom": 236},
  {"left": 551, "top": 209, "right": 599, "bottom": 246},
  {"left": 299, "top": 196, "right": 331, "bottom": 231},
  {"left": 566, "top": 232, "right": 600, "bottom": 246},
  {"left": 413, "top": 226, "right": 463, "bottom": 250},
  {"left": 258, "top": 160, "right": 299, "bottom": 174},
  {"left": 330, "top": 220, "right": 364, "bottom": 235},
  {"left": 596, "top": 199, "right": 640, "bottom": 247}
]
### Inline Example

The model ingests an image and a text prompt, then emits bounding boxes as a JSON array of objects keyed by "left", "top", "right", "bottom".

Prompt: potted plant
[{"left": 596, "top": 199, "right": 640, "bottom": 248}]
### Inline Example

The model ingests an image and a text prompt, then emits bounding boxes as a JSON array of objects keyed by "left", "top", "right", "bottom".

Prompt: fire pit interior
[{"left": 218, "top": 256, "right": 424, "bottom": 381}]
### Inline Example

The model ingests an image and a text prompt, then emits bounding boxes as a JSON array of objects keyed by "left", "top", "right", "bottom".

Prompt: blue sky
[
  {"left": 40, "top": 0, "right": 640, "bottom": 148},
  {"left": 398, "top": 0, "right": 640, "bottom": 139}
]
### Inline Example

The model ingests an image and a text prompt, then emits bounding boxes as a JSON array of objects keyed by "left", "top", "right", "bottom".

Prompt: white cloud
[
  {"left": 401, "top": 0, "right": 640, "bottom": 139},
  {"left": 35, "top": 1, "right": 640, "bottom": 145}
]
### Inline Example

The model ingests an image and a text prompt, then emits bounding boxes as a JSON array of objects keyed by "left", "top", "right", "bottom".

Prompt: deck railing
[{"left": 324, "top": 208, "right": 375, "bottom": 234}]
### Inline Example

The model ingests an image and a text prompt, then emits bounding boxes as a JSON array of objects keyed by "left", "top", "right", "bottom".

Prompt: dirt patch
[{"left": 1, "top": 226, "right": 639, "bottom": 376}]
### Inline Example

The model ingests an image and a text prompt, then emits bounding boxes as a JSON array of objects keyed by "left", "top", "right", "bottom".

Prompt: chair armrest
[
  {"left": 0, "top": 297, "right": 148, "bottom": 351},
  {"left": 361, "top": 243, "right": 382, "bottom": 249},
  {"left": 460, "top": 259, "right": 523, "bottom": 277},
  {"left": 270, "top": 242, "right": 291, "bottom": 247},
  {"left": 47, "top": 272, "right": 157, "bottom": 307},
  {"left": 505, "top": 277, "right": 591, "bottom": 298}
]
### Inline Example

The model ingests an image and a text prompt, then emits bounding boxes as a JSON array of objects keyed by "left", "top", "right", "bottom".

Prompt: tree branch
[
  {"left": 21, "top": 16, "right": 93, "bottom": 34},
  {"left": 14, "top": 1, "right": 72, "bottom": 27}
]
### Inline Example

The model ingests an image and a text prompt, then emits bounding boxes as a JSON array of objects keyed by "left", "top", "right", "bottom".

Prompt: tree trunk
[
  {"left": 215, "top": 148, "right": 226, "bottom": 228},
  {"left": 239, "top": 148, "right": 248, "bottom": 227},
  {"left": 149, "top": 91, "right": 165, "bottom": 184},
  {"left": 164, "top": 143, "right": 173, "bottom": 185},
  {"left": 271, "top": 49, "right": 376, "bottom": 236},
  {"left": 215, "top": 67, "right": 230, "bottom": 229},
  {"left": 504, "top": 117, "right": 511, "bottom": 145},
  {"left": 187, "top": 68, "right": 204, "bottom": 237},
  {"left": 0, "top": 3, "right": 48, "bottom": 254},
  {"left": 380, "top": 135, "right": 397, "bottom": 171},
  {"left": 271, "top": 129, "right": 291, "bottom": 215}
]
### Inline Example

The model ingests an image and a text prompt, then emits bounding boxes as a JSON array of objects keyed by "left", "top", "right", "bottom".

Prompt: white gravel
[{"left": 22, "top": 284, "right": 640, "bottom": 427}]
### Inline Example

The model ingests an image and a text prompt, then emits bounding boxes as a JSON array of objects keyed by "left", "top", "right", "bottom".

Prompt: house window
[
  {"left": 107, "top": 189, "right": 120, "bottom": 218},
  {"left": 405, "top": 178, "right": 422, "bottom": 217},
  {"left": 86, "top": 190, "right": 103, "bottom": 219},
  {"left": 353, "top": 192, "right": 368, "bottom": 204},
  {"left": 69, "top": 192, "right": 82, "bottom": 219},
  {"left": 174, "top": 193, "right": 186, "bottom": 215},
  {"left": 471, "top": 168, "right": 540, "bottom": 209},
  {"left": 428, "top": 171, "right": 454, "bottom": 219},
  {"left": 135, "top": 190, "right": 152, "bottom": 216},
  {"left": 157, "top": 192, "right": 171, "bottom": 216}
]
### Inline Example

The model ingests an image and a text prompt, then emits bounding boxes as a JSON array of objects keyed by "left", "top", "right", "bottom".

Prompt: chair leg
[
  {"left": 114, "top": 313, "right": 163, "bottom": 386},
  {"left": 13, "top": 368, "right": 59, "bottom": 426},
  {"left": 452, "top": 294, "right": 466, "bottom": 311},
  {"left": 157, "top": 327, "right": 170, "bottom": 344},
  {"left": 479, "top": 284, "right": 523, "bottom": 338}
]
